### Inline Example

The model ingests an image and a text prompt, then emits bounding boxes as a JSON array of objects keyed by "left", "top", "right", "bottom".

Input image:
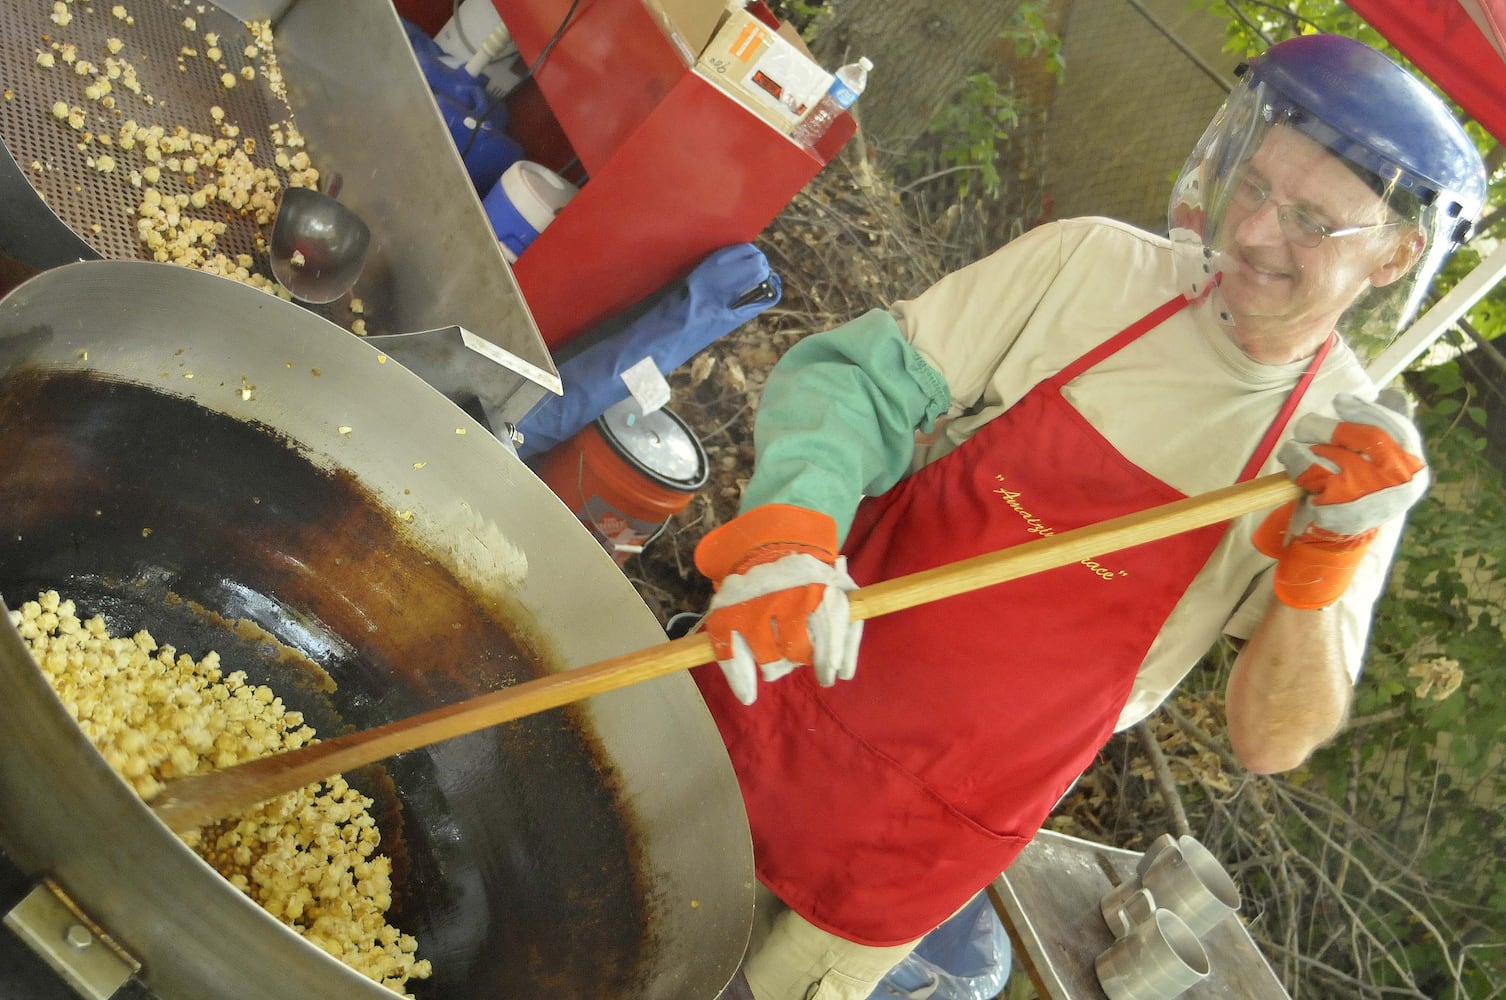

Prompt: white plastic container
[
  {"left": 435, "top": 0, "right": 523, "bottom": 98},
  {"left": 482, "top": 161, "right": 580, "bottom": 263}
]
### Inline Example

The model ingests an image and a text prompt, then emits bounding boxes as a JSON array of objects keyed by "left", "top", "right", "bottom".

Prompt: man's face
[{"left": 1214, "top": 126, "right": 1418, "bottom": 355}]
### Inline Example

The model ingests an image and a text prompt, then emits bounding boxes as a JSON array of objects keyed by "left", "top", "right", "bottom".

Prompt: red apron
[{"left": 694, "top": 295, "right": 1329, "bottom": 945}]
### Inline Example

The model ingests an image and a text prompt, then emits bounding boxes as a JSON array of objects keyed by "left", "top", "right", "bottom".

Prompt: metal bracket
[{"left": 4, "top": 879, "right": 140, "bottom": 1000}]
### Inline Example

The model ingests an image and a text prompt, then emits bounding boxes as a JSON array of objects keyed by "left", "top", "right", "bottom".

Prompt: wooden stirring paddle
[{"left": 149, "top": 472, "right": 1301, "bottom": 833}]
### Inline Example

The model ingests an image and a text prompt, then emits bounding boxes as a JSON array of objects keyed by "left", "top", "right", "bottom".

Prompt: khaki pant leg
[{"left": 743, "top": 883, "right": 924, "bottom": 1000}]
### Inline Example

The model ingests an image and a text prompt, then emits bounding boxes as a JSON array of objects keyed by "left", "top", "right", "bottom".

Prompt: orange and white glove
[
  {"left": 1254, "top": 389, "right": 1427, "bottom": 609},
  {"left": 694, "top": 504, "right": 863, "bottom": 705}
]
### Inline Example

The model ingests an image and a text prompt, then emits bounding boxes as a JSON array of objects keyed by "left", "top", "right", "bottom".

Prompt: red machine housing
[{"left": 396, "top": 0, "right": 855, "bottom": 348}]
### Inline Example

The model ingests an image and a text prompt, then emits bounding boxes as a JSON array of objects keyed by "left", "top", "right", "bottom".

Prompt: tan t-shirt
[{"left": 891, "top": 217, "right": 1396, "bottom": 730}]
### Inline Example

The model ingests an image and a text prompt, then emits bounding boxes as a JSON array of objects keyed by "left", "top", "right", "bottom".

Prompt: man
[{"left": 693, "top": 34, "right": 1489, "bottom": 1000}]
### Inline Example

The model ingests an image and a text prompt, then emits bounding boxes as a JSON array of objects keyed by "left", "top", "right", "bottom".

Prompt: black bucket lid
[{"left": 595, "top": 398, "right": 709, "bottom": 491}]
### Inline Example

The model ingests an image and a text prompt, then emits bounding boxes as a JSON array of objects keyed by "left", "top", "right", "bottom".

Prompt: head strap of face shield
[
  {"left": 1257, "top": 100, "right": 1432, "bottom": 230},
  {"left": 1234, "top": 35, "right": 1484, "bottom": 247}
]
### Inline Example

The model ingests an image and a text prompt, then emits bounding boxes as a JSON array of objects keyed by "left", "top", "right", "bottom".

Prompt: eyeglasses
[{"left": 1230, "top": 176, "right": 1404, "bottom": 248}]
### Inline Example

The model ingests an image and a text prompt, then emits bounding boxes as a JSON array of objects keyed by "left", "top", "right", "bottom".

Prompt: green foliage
[
  {"left": 904, "top": 1, "right": 1062, "bottom": 201},
  {"left": 1296, "top": 366, "right": 1506, "bottom": 995},
  {"left": 764, "top": 0, "right": 828, "bottom": 39},
  {"left": 1191, "top": 0, "right": 1380, "bottom": 57},
  {"left": 913, "top": 73, "right": 1023, "bottom": 200},
  {"left": 999, "top": 1, "right": 1065, "bottom": 82}
]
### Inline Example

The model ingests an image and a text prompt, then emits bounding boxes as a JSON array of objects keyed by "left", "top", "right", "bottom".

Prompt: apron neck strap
[
  {"left": 1050, "top": 293, "right": 1189, "bottom": 386},
  {"left": 1238, "top": 331, "right": 1335, "bottom": 481},
  {"left": 1047, "top": 295, "right": 1337, "bottom": 483}
]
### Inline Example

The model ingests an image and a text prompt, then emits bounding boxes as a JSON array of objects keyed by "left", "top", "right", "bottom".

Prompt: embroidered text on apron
[{"left": 694, "top": 295, "right": 1330, "bottom": 945}]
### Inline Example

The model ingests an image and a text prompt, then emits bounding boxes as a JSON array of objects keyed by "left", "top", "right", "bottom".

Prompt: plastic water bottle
[{"left": 792, "top": 56, "right": 873, "bottom": 150}]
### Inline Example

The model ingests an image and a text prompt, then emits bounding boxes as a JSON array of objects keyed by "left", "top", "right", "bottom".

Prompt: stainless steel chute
[
  {"left": 0, "top": 0, "right": 558, "bottom": 431},
  {"left": 0, "top": 261, "right": 753, "bottom": 999}
]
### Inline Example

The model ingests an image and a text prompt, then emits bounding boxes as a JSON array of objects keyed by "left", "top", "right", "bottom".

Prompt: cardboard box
[
  {"left": 481, "top": 0, "right": 857, "bottom": 345},
  {"left": 694, "top": 8, "right": 832, "bottom": 134}
]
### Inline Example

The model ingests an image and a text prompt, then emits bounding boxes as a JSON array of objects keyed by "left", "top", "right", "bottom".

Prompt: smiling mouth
[{"left": 1230, "top": 250, "right": 1291, "bottom": 284}]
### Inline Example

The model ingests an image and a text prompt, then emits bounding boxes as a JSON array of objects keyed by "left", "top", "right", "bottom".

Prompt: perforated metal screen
[{"left": 0, "top": 0, "right": 298, "bottom": 273}]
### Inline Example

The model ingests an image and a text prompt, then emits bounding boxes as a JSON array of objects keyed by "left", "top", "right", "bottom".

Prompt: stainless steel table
[{"left": 988, "top": 830, "right": 1291, "bottom": 999}]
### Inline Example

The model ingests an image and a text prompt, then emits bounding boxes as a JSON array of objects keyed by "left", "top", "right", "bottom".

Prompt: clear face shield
[{"left": 1167, "top": 74, "right": 1473, "bottom": 364}]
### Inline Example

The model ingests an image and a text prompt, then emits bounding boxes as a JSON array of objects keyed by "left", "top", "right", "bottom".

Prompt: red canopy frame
[
  {"left": 1344, "top": 1, "right": 1506, "bottom": 382},
  {"left": 1346, "top": 0, "right": 1506, "bottom": 143}
]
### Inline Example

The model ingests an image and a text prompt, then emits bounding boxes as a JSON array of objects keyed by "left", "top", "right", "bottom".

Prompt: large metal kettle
[{"left": 0, "top": 261, "right": 753, "bottom": 999}]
